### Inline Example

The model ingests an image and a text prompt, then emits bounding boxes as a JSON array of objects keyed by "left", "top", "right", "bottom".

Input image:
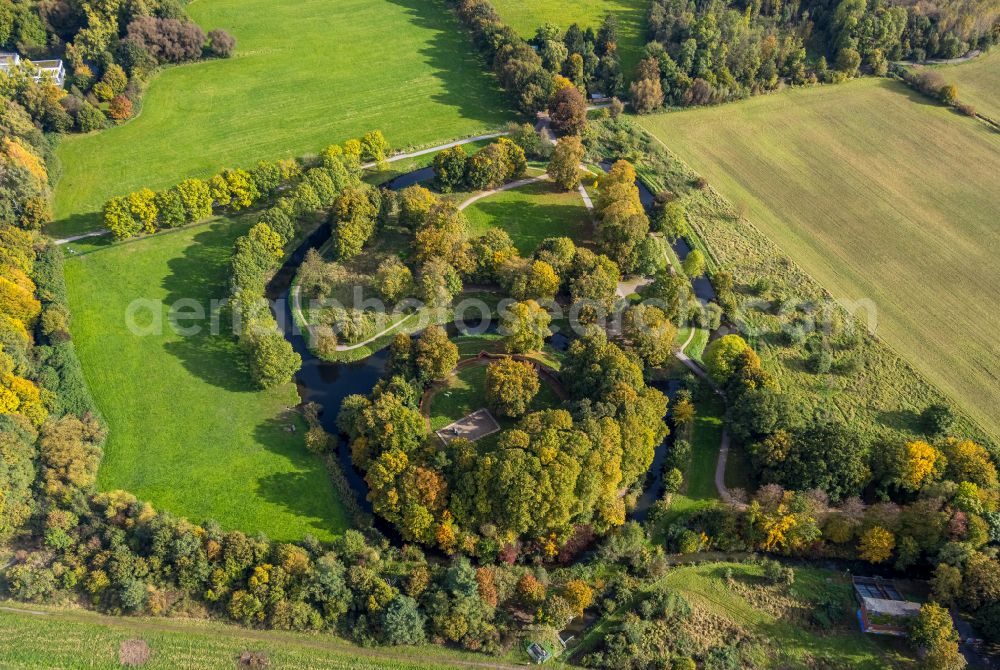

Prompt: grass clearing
[
  {"left": 660, "top": 563, "right": 912, "bottom": 668},
  {"left": 65, "top": 218, "right": 348, "bottom": 541},
  {"left": 427, "top": 360, "right": 563, "bottom": 435},
  {"left": 637, "top": 78, "right": 1000, "bottom": 443},
  {"left": 462, "top": 179, "right": 593, "bottom": 254},
  {"left": 51, "top": 0, "right": 510, "bottom": 236},
  {"left": 489, "top": 0, "right": 649, "bottom": 77},
  {"left": 938, "top": 50, "right": 1000, "bottom": 119},
  {"left": 0, "top": 602, "right": 506, "bottom": 670}
]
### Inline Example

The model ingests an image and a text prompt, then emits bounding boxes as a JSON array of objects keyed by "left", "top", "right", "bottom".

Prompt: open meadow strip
[
  {"left": 64, "top": 219, "right": 349, "bottom": 541},
  {"left": 637, "top": 78, "right": 1000, "bottom": 443}
]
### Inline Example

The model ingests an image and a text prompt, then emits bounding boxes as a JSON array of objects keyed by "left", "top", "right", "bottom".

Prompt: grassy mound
[
  {"left": 638, "top": 78, "right": 1000, "bottom": 443},
  {"left": 51, "top": 0, "right": 510, "bottom": 236},
  {"left": 65, "top": 218, "right": 348, "bottom": 541}
]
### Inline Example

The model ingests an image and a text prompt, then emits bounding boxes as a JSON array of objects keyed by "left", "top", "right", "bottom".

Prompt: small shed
[{"left": 526, "top": 642, "right": 552, "bottom": 664}]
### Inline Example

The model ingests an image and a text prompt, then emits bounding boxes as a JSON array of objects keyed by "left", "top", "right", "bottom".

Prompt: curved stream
[{"left": 266, "top": 165, "right": 695, "bottom": 530}]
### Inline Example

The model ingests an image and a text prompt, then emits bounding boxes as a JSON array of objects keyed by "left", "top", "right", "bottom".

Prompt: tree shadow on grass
[
  {"left": 384, "top": 0, "right": 513, "bottom": 130},
  {"left": 470, "top": 199, "right": 592, "bottom": 255},
  {"left": 252, "top": 414, "right": 348, "bottom": 540},
  {"left": 878, "top": 407, "right": 922, "bottom": 434},
  {"left": 161, "top": 218, "right": 257, "bottom": 392}
]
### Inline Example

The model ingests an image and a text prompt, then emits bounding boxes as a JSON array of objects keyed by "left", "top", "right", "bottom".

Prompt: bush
[
  {"left": 108, "top": 96, "right": 133, "bottom": 121},
  {"left": 207, "top": 29, "right": 236, "bottom": 58},
  {"left": 126, "top": 17, "right": 206, "bottom": 64}
]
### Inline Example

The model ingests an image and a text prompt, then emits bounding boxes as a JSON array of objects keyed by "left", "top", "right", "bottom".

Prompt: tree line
[
  {"left": 450, "top": 0, "right": 626, "bottom": 114},
  {"left": 102, "top": 130, "right": 390, "bottom": 241}
]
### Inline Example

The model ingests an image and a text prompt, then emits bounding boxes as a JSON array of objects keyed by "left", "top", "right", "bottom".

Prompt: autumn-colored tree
[
  {"left": 900, "top": 440, "right": 943, "bottom": 491},
  {"left": 909, "top": 602, "right": 966, "bottom": 670},
  {"left": 562, "top": 580, "right": 593, "bottom": 617},
  {"left": 360, "top": 130, "right": 390, "bottom": 163},
  {"left": 939, "top": 438, "right": 998, "bottom": 489},
  {"left": 174, "top": 178, "right": 213, "bottom": 223},
  {"left": 375, "top": 257, "right": 413, "bottom": 303},
  {"left": 548, "top": 135, "right": 585, "bottom": 190},
  {"left": 501, "top": 300, "right": 551, "bottom": 353},
  {"left": 103, "top": 195, "right": 141, "bottom": 239},
  {"left": 485, "top": 357, "right": 540, "bottom": 417},
  {"left": 509, "top": 259, "right": 560, "bottom": 301},
  {"left": 672, "top": 397, "right": 696, "bottom": 428},
  {"left": 415, "top": 325, "right": 458, "bottom": 381},
  {"left": 517, "top": 573, "right": 546, "bottom": 606},
  {"left": 414, "top": 201, "right": 469, "bottom": 266},
  {"left": 398, "top": 185, "right": 438, "bottom": 229},
  {"left": 622, "top": 303, "right": 677, "bottom": 367},
  {"left": 548, "top": 84, "right": 587, "bottom": 135},
  {"left": 108, "top": 95, "right": 133, "bottom": 120},
  {"left": 858, "top": 525, "right": 895, "bottom": 563},
  {"left": 629, "top": 76, "right": 664, "bottom": 114}
]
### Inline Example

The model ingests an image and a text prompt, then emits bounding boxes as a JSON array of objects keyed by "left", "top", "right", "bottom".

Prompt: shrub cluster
[{"left": 431, "top": 137, "right": 526, "bottom": 192}]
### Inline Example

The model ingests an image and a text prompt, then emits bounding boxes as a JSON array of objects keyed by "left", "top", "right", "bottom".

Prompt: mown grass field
[
  {"left": 51, "top": 0, "right": 510, "bottom": 236},
  {"left": 490, "top": 0, "right": 648, "bottom": 78},
  {"left": 0, "top": 603, "right": 504, "bottom": 670},
  {"left": 940, "top": 50, "right": 1000, "bottom": 119},
  {"left": 463, "top": 180, "right": 593, "bottom": 254},
  {"left": 660, "top": 563, "right": 912, "bottom": 668},
  {"left": 637, "top": 78, "right": 1000, "bottom": 443},
  {"left": 64, "top": 219, "right": 348, "bottom": 541}
]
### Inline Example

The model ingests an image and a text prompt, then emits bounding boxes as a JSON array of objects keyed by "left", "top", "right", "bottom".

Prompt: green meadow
[
  {"left": 51, "top": 0, "right": 510, "bottom": 236},
  {"left": 64, "top": 219, "right": 348, "bottom": 541}
]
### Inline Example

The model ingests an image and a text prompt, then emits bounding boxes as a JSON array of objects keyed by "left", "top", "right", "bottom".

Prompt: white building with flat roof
[{"left": 0, "top": 52, "right": 65, "bottom": 86}]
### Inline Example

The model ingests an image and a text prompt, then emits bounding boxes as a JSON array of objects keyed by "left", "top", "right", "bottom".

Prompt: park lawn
[
  {"left": 50, "top": 0, "right": 510, "bottom": 236},
  {"left": 462, "top": 180, "right": 593, "bottom": 255},
  {"left": 660, "top": 563, "right": 912, "bottom": 668},
  {"left": 64, "top": 218, "right": 349, "bottom": 541},
  {"left": 489, "top": 0, "right": 648, "bottom": 78},
  {"left": 427, "top": 360, "right": 563, "bottom": 433},
  {"left": 0, "top": 602, "right": 504, "bottom": 670},
  {"left": 637, "top": 78, "right": 1000, "bottom": 444},
  {"left": 938, "top": 50, "right": 1000, "bottom": 119}
]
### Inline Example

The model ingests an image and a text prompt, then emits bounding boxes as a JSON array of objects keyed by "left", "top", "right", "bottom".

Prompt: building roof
[{"left": 861, "top": 597, "right": 921, "bottom": 618}]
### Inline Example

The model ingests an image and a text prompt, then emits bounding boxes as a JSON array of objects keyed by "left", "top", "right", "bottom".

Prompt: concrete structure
[{"left": 0, "top": 52, "right": 65, "bottom": 86}]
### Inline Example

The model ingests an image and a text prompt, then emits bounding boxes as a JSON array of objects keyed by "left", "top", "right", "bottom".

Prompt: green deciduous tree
[
  {"left": 486, "top": 357, "right": 540, "bottom": 417},
  {"left": 501, "top": 300, "right": 551, "bottom": 353}
]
